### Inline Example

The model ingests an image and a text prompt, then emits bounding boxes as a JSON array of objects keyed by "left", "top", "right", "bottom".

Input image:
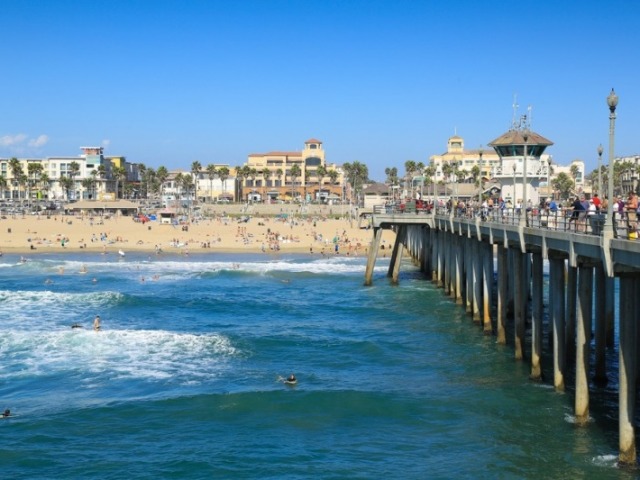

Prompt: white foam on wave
[
  {"left": 0, "top": 289, "right": 124, "bottom": 326},
  {"left": 0, "top": 329, "right": 237, "bottom": 384},
  {"left": 591, "top": 454, "right": 619, "bottom": 468},
  {"left": 15, "top": 255, "right": 389, "bottom": 277}
]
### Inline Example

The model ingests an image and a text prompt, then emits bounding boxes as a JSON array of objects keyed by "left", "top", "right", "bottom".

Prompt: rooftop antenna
[{"left": 511, "top": 94, "right": 519, "bottom": 130}]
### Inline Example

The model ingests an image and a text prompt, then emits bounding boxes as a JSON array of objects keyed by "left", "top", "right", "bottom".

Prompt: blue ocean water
[{"left": 0, "top": 252, "right": 631, "bottom": 479}]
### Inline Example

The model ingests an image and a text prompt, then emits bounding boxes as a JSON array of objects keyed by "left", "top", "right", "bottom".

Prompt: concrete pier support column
[
  {"left": 388, "top": 226, "right": 405, "bottom": 284},
  {"left": 496, "top": 244, "right": 508, "bottom": 345},
  {"left": 364, "top": 227, "right": 382, "bottom": 286},
  {"left": 513, "top": 248, "right": 525, "bottom": 360},
  {"left": 454, "top": 236, "right": 463, "bottom": 304},
  {"left": 550, "top": 255, "right": 566, "bottom": 391},
  {"left": 594, "top": 264, "right": 608, "bottom": 384},
  {"left": 436, "top": 230, "right": 444, "bottom": 287},
  {"left": 618, "top": 275, "right": 637, "bottom": 466},
  {"left": 443, "top": 231, "right": 451, "bottom": 295},
  {"left": 575, "top": 264, "right": 594, "bottom": 425},
  {"left": 482, "top": 241, "right": 493, "bottom": 334},
  {"left": 566, "top": 265, "right": 578, "bottom": 359},
  {"left": 431, "top": 229, "right": 438, "bottom": 282},
  {"left": 605, "top": 276, "right": 615, "bottom": 348},
  {"left": 472, "top": 240, "right": 482, "bottom": 323},
  {"left": 530, "top": 250, "right": 544, "bottom": 380},
  {"left": 464, "top": 237, "right": 473, "bottom": 315}
]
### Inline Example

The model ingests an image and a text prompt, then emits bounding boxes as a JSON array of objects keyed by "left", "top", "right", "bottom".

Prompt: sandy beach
[{"left": 0, "top": 210, "right": 396, "bottom": 257}]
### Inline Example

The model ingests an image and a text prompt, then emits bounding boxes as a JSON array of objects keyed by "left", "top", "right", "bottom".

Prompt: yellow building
[
  {"left": 429, "top": 135, "right": 501, "bottom": 184},
  {"left": 241, "top": 138, "right": 344, "bottom": 203}
]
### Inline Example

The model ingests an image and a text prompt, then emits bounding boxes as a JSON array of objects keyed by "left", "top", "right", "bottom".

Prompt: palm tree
[
  {"left": 82, "top": 177, "right": 95, "bottom": 200},
  {"left": 27, "top": 162, "right": 43, "bottom": 205},
  {"left": 0, "top": 175, "right": 7, "bottom": 201},
  {"left": 206, "top": 164, "right": 218, "bottom": 203},
  {"left": 174, "top": 173, "right": 184, "bottom": 204},
  {"left": 261, "top": 168, "right": 272, "bottom": 203},
  {"left": 39, "top": 173, "right": 51, "bottom": 200},
  {"left": 191, "top": 161, "right": 202, "bottom": 201},
  {"left": 327, "top": 169, "right": 339, "bottom": 202},
  {"left": 316, "top": 165, "right": 327, "bottom": 202},
  {"left": 342, "top": 161, "right": 368, "bottom": 206},
  {"left": 69, "top": 161, "right": 80, "bottom": 200},
  {"left": 112, "top": 166, "right": 127, "bottom": 199},
  {"left": 156, "top": 166, "right": 169, "bottom": 201},
  {"left": 217, "top": 166, "right": 230, "bottom": 199},
  {"left": 416, "top": 161, "right": 425, "bottom": 198},
  {"left": 181, "top": 173, "right": 195, "bottom": 211},
  {"left": 58, "top": 174, "right": 73, "bottom": 201},
  {"left": 404, "top": 160, "right": 417, "bottom": 198},
  {"left": 8, "top": 158, "right": 22, "bottom": 201},
  {"left": 289, "top": 163, "right": 301, "bottom": 202},
  {"left": 424, "top": 164, "right": 437, "bottom": 201}
]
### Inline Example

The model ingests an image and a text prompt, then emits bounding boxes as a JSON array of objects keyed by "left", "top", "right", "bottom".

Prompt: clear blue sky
[{"left": 2, "top": 0, "right": 639, "bottom": 181}]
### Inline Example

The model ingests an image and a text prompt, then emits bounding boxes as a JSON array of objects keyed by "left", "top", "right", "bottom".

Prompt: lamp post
[
  {"left": 603, "top": 88, "right": 618, "bottom": 237},
  {"left": 478, "top": 146, "right": 484, "bottom": 204},
  {"left": 512, "top": 163, "right": 517, "bottom": 221},
  {"left": 521, "top": 129, "right": 529, "bottom": 227},
  {"left": 597, "top": 144, "right": 603, "bottom": 196}
]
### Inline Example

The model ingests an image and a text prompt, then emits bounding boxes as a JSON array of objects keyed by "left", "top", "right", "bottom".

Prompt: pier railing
[{"left": 373, "top": 204, "right": 634, "bottom": 239}]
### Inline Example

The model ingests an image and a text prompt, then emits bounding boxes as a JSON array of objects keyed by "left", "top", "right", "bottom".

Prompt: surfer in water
[
  {"left": 2, "top": 409, "right": 10, "bottom": 418},
  {"left": 71, "top": 323, "right": 83, "bottom": 329},
  {"left": 284, "top": 373, "right": 297, "bottom": 385},
  {"left": 93, "top": 315, "right": 101, "bottom": 331}
]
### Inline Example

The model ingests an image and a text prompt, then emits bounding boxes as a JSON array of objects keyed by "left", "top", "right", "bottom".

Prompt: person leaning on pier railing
[{"left": 626, "top": 191, "right": 638, "bottom": 239}]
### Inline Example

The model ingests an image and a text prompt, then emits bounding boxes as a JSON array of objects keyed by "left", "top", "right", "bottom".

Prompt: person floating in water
[
  {"left": 93, "top": 315, "right": 101, "bottom": 331},
  {"left": 2, "top": 409, "right": 10, "bottom": 418},
  {"left": 283, "top": 373, "right": 297, "bottom": 385},
  {"left": 71, "top": 323, "right": 83, "bottom": 329}
]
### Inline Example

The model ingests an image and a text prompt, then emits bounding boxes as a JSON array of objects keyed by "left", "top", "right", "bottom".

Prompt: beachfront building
[
  {"left": 428, "top": 134, "right": 501, "bottom": 188},
  {"left": 487, "top": 117, "right": 554, "bottom": 207},
  {"left": 239, "top": 139, "right": 345, "bottom": 203},
  {"left": 0, "top": 147, "right": 142, "bottom": 202},
  {"left": 161, "top": 168, "right": 237, "bottom": 206}
]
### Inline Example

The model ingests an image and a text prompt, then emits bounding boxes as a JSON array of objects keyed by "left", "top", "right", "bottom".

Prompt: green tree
[
  {"left": 551, "top": 172, "right": 574, "bottom": 200},
  {"left": 289, "top": 164, "right": 301, "bottom": 201},
  {"left": 0, "top": 175, "right": 7, "bottom": 200},
  {"left": 156, "top": 166, "right": 169, "bottom": 200},
  {"left": 206, "top": 164, "right": 218, "bottom": 203},
  {"left": 261, "top": 167, "right": 272, "bottom": 203},
  {"left": 191, "top": 161, "right": 202, "bottom": 201},
  {"left": 112, "top": 166, "right": 127, "bottom": 199},
  {"left": 8, "top": 158, "right": 22, "bottom": 201},
  {"left": 342, "top": 161, "right": 368, "bottom": 206},
  {"left": 58, "top": 174, "right": 73, "bottom": 201},
  {"left": 217, "top": 166, "right": 230, "bottom": 198}
]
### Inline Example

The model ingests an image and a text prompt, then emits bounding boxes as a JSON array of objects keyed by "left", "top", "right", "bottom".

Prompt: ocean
[{"left": 0, "top": 252, "right": 633, "bottom": 479}]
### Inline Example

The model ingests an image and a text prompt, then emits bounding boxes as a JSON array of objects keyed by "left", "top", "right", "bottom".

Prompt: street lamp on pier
[
  {"left": 478, "top": 146, "right": 484, "bottom": 203},
  {"left": 603, "top": 88, "right": 618, "bottom": 238},
  {"left": 521, "top": 129, "right": 529, "bottom": 227},
  {"left": 597, "top": 144, "right": 603, "bottom": 196}
]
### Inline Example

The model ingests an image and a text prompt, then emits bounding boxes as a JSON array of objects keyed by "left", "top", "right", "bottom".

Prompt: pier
[{"left": 365, "top": 208, "right": 640, "bottom": 466}]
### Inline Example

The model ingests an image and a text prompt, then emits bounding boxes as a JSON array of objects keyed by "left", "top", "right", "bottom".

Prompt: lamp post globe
[{"left": 604, "top": 89, "right": 618, "bottom": 237}]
